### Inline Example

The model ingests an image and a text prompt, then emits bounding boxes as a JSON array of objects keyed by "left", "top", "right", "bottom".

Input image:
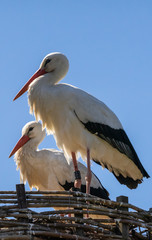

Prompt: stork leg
[
  {"left": 85, "top": 148, "right": 92, "bottom": 194},
  {"left": 71, "top": 152, "right": 81, "bottom": 189}
]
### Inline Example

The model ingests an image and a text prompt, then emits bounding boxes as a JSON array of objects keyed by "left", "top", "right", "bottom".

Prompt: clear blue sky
[{"left": 1, "top": 1, "right": 152, "bottom": 210}]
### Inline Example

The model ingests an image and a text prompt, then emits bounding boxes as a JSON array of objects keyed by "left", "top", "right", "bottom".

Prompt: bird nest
[{"left": 0, "top": 186, "right": 152, "bottom": 240}]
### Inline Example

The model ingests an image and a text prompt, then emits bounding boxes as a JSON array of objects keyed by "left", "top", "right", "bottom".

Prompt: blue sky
[{"left": 1, "top": 1, "right": 152, "bottom": 210}]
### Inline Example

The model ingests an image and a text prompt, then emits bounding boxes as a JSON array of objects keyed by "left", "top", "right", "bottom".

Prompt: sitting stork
[{"left": 9, "top": 121, "right": 109, "bottom": 200}]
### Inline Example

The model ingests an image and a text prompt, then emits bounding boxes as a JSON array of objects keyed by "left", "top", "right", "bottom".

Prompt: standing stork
[
  {"left": 13, "top": 52, "right": 149, "bottom": 193},
  {"left": 9, "top": 121, "right": 109, "bottom": 200}
]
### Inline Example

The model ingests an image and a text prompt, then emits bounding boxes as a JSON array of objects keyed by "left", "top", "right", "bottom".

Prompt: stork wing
[
  {"left": 75, "top": 111, "right": 149, "bottom": 178},
  {"left": 71, "top": 88, "right": 149, "bottom": 179}
]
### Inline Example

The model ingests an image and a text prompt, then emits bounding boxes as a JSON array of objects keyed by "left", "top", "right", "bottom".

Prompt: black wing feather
[
  {"left": 93, "top": 158, "right": 142, "bottom": 189},
  {"left": 74, "top": 111, "right": 149, "bottom": 179},
  {"left": 59, "top": 180, "right": 110, "bottom": 200}
]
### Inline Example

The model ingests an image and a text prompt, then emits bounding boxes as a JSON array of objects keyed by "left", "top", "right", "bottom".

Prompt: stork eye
[
  {"left": 29, "top": 127, "right": 34, "bottom": 132},
  {"left": 44, "top": 59, "right": 51, "bottom": 67}
]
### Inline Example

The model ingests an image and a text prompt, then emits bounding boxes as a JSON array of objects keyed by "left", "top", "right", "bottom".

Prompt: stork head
[
  {"left": 9, "top": 121, "right": 46, "bottom": 158},
  {"left": 13, "top": 52, "right": 69, "bottom": 101},
  {"left": 40, "top": 52, "right": 69, "bottom": 77}
]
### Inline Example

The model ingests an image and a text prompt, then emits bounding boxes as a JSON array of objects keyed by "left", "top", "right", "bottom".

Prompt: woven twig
[{"left": 0, "top": 190, "right": 151, "bottom": 240}]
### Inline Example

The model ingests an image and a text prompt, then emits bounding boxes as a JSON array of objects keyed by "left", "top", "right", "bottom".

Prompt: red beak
[
  {"left": 13, "top": 68, "right": 46, "bottom": 101},
  {"left": 9, "top": 135, "right": 30, "bottom": 158}
]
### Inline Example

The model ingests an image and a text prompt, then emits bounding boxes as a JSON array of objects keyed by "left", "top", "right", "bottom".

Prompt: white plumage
[
  {"left": 14, "top": 52, "right": 149, "bottom": 191},
  {"left": 9, "top": 121, "right": 109, "bottom": 200}
]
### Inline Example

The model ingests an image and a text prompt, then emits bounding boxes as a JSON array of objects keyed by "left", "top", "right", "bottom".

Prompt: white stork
[
  {"left": 13, "top": 52, "right": 149, "bottom": 193},
  {"left": 9, "top": 121, "right": 109, "bottom": 200}
]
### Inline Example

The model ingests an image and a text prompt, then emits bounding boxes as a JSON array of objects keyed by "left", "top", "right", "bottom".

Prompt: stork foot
[
  {"left": 71, "top": 187, "right": 81, "bottom": 192},
  {"left": 74, "top": 179, "right": 82, "bottom": 189}
]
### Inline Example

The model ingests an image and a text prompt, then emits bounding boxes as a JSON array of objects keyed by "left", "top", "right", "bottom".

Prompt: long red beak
[
  {"left": 9, "top": 135, "right": 30, "bottom": 158},
  {"left": 13, "top": 68, "right": 46, "bottom": 101}
]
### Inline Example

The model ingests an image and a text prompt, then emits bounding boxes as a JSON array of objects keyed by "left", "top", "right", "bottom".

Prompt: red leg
[
  {"left": 71, "top": 152, "right": 81, "bottom": 189},
  {"left": 85, "top": 148, "right": 92, "bottom": 194}
]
